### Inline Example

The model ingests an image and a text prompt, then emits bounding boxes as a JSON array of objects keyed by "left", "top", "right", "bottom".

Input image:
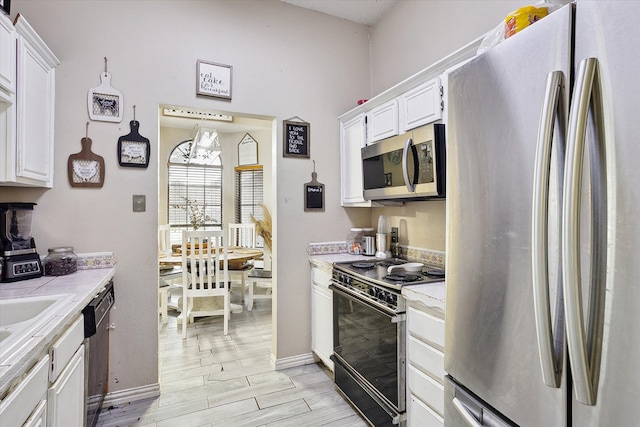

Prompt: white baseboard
[
  {"left": 102, "top": 383, "right": 160, "bottom": 408},
  {"left": 273, "top": 352, "right": 317, "bottom": 370}
]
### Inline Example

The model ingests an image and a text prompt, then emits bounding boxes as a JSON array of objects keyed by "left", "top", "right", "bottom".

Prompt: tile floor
[{"left": 96, "top": 292, "right": 368, "bottom": 427}]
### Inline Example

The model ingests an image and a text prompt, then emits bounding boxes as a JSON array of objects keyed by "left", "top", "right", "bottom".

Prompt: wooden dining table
[{"left": 158, "top": 247, "right": 263, "bottom": 322}]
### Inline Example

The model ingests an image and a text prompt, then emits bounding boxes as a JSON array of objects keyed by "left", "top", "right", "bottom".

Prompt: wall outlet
[
  {"left": 391, "top": 227, "right": 398, "bottom": 243},
  {"left": 133, "top": 195, "right": 146, "bottom": 212}
]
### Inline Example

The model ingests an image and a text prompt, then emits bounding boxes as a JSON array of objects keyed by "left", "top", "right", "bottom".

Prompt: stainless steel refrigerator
[{"left": 445, "top": 2, "right": 640, "bottom": 426}]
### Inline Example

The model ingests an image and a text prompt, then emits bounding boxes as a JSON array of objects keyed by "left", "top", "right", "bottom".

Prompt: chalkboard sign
[
  {"left": 304, "top": 163, "right": 324, "bottom": 211},
  {"left": 305, "top": 183, "right": 324, "bottom": 211},
  {"left": 283, "top": 118, "right": 310, "bottom": 158}
]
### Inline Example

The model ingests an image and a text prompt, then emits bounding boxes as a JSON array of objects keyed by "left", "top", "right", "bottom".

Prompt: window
[
  {"left": 167, "top": 139, "right": 223, "bottom": 245},
  {"left": 235, "top": 165, "right": 264, "bottom": 247}
]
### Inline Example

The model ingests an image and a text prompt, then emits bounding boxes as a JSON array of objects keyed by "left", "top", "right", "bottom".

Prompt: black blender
[{"left": 1, "top": 203, "right": 43, "bottom": 282}]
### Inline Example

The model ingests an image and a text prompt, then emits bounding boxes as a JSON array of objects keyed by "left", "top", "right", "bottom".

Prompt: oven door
[{"left": 331, "top": 283, "right": 405, "bottom": 412}]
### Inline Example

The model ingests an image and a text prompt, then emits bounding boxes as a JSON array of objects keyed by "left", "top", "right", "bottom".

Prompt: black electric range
[{"left": 333, "top": 257, "right": 445, "bottom": 291}]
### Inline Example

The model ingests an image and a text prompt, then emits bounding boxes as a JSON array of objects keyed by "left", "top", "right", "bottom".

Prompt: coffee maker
[{"left": 1, "top": 203, "right": 43, "bottom": 282}]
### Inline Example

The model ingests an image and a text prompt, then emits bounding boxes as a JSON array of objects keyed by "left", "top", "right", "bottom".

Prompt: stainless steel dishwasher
[{"left": 82, "top": 280, "right": 115, "bottom": 427}]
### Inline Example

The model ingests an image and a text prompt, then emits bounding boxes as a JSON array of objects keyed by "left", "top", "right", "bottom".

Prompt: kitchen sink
[{"left": 0, "top": 294, "right": 74, "bottom": 362}]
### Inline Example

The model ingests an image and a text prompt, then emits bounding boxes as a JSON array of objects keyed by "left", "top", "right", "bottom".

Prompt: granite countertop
[
  {"left": 402, "top": 281, "right": 446, "bottom": 317},
  {"left": 309, "top": 253, "right": 373, "bottom": 270},
  {"left": 0, "top": 268, "right": 116, "bottom": 399}
]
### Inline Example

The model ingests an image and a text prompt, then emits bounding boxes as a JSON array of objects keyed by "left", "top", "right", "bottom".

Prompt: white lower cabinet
[
  {"left": 47, "top": 345, "right": 85, "bottom": 427},
  {"left": 24, "top": 399, "right": 48, "bottom": 427},
  {"left": 406, "top": 303, "right": 445, "bottom": 426},
  {"left": 310, "top": 261, "right": 334, "bottom": 371},
  {"left": 0, "top": 355, "right": 49, "bottom": 427},
  {"left": 47, "top": 315, "right": 85, "bottom": 427}
]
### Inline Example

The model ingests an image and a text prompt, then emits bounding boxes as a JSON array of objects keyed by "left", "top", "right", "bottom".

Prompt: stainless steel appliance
[
  {"left": 445, "top": 3, "right": 640, "bottom": 426},
  {"left": 0, "top": 203, "right": 43, "bottom": 282},
  {"left": 362, "top": 123, "right": 445, "bottom": 201},
  {"left": 83, "top": 280, "right": 115, "bottom": 427},
  {"left": 330, "top": 259, "right": 445, "bottom": 426}
]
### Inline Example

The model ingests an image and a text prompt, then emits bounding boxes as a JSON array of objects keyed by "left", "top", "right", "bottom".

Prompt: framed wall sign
[
  {"left": 196, "top": 60, "right": 232, "bottom": 100},
  {"left": 283, "top": 117, "right": 310, "bottom": 158},
  {"left": 0, "top": 0, "right": 11, "bottom": 14}
]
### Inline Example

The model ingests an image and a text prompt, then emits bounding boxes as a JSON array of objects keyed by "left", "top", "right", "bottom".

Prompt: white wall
[
  {"left": 3, "top": 0, "right": 371, "bottom": 395},
  {"left": 369, "top": 0, "right": 531, "bottom": 95}
]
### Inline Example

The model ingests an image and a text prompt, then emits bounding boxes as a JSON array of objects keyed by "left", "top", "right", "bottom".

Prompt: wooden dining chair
[
  {"left": 180, "top": 229, "right": 230, "bottom": 339},
  {"left": 227, "top": 223, "right": 257, "bottom": 306}
]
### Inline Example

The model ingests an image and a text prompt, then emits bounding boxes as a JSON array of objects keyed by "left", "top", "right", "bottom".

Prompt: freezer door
[
  {"left": 571, "top": 2, "right": 640, "bottom": 425},
  {"left": 445, "top": 4, "right": 573, "bottom": 426}
]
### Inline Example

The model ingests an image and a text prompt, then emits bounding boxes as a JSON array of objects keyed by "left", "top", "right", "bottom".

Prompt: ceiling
[
  {"left": 281, "top": 0, "right": 396, "bottom": 26},
  {"left": 160, "top": 1, "right": 396, "bottom": 134}
]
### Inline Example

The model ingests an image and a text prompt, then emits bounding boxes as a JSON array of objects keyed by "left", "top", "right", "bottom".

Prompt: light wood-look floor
[{"left": 96, "top": 291, "right": 368, "bottom": 427}]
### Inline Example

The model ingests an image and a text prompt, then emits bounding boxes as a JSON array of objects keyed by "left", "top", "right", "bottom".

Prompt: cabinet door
[
  {"left": 0, "top": 355, "right": 49, "bottom": 427},
  {"left": 24, "top": 399, "right": 47, "bottom": 427},
  {"left": 367, "top": 99, "right": 398, "bottom": 143},
  {"left": 47, "top": 345, "right": 85, "bottom": 427},
  {"left": 340, "top": 113, "right": 370, "bottom": 207},
  {"left": 311, "top": 283, "right": 334, "bottom": 371},
  {"left": 14, "top": 16, "right": 59, "bottom": 188},
  {"left": 400, "top": 77, "right": 442, "bottom": 133},
  {"left": 0, "top": 13, "right": 16, "bottom": 93}
]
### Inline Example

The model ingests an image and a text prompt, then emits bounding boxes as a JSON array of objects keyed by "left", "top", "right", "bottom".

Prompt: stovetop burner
[
  {"left": 352, "top": 262, "right": 376, "bottom": 269},
  {"left": 384, "top": 273, "right": 423, "bottom": 282}
]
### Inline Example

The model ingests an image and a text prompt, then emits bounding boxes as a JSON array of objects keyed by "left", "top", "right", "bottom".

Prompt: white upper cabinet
[
  {"left": 367, "top": 99, "right": 399, "bottom": 143},
  {"left": 0, "top": 13, "right": 16, "bottom": 94},
  {"left": 399, "top": 77, "right": 442, "bottom": 133},
  {"left": 339, "top": 113, "right": 371, "bottom": 207},
  {"left": 1, "top": 14, "right": 59, "bottom": 188}
]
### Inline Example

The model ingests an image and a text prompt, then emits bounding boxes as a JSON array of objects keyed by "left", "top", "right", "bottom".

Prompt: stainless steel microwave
[{"left": 362, "top": 122, "right": 445, "bottom": 201}]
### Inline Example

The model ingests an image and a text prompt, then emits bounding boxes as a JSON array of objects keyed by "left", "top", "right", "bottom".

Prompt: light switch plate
[{"left": 133, "top": 195, "right": 146, "bottom": 212}]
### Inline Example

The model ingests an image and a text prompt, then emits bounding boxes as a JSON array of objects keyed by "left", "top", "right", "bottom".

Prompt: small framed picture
[
  {"left": 118, "top": 140, "right": 150, "bottom": 168},
  {"left": 196, "top": 60, "right": 232, "bottom": 100},
  {"left": 0, "top": 0, "right": 10, "bottom": 15}
]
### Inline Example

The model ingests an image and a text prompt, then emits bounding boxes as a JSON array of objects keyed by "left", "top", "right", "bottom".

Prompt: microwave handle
[{"left": 402, "top": 137, "right": 415, "bottom": 192}]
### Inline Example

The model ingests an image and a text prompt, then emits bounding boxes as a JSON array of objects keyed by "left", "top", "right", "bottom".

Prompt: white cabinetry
[
  {"left": 47, "top": 315, "right": 85, "bottom": 427},
  {"left": 367, "top": 99, "right": 399, "bottom": 143},
  {"left": 339, "top": 113, "right": 371, "bottom": 207},
  {"left": 0, "top": 13, "right": 16, "bottom": 92},
  {"left": 399, "top": 77, "right": 442, "bottom": 133},
  {"left": 310, "top": 260, "right": 334, "bottom": 371},
  {"left": 0, "top": 14, "right": 59, "bottom": 188},
  {"left": 0, "top": 355, "right": 49, "bottom": 427},
  {"left": 47, "top": 346, "right": 85, "bottom": 427},
  {"left": 406, "top": 303, "right": 445, "bottom": 426}
]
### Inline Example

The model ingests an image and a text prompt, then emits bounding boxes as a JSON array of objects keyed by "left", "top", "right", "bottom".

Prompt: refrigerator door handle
[
  {"left": 452, "top": 397, "right": 483, "bottom": 427},
  {"left": 402, "top": 137, "right": 416, "bottom": 192},
  {"left": 532, "top": 70, "right": 565, "bottom": 388},
  {"left": 563, "top": 57, "right": 607, "bottom": 406}
]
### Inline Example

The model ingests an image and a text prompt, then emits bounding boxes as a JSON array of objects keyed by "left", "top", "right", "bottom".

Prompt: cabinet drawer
[
  {"left": 408, "top": 335, "right": 445, "bottom": 383},
  {"left": 407, "top": 305, "right": 444, "bottom": 350},
  {"left": 407, "top": 364, "right": 444, "bottom": 417},
  {"left": 49, "top": 315, "right": 84, "bottom": 382},
  {"left": 0, "top": 355, "right": 49, "bottom": 426},
  {"left": 311, "top": 265, "right": 332, "bottom": 287},
  {"left": 408, "top": 393, "right": 444, "bottom": 427}
]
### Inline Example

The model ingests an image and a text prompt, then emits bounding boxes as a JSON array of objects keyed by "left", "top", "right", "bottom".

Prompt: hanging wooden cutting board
[
  {"left": 88, "top": 71, "right": 123, "bottom": 122},
  {"left": 118, "top": 120, "right": 150, "bottom": 168},
  {"left": 68, "top": 137, "right": 105, "bottom": 188}
]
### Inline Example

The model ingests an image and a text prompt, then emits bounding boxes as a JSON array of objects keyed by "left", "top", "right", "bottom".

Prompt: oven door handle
[{"left": 330, "top": 282, "right": 398, "bottom": 318}]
